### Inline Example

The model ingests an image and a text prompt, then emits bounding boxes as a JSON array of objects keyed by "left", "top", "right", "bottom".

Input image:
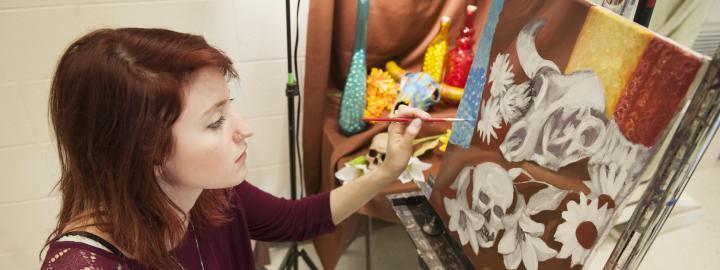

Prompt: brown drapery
[{"left": 302, "top": 0, "right": 489, "bottom": 268}]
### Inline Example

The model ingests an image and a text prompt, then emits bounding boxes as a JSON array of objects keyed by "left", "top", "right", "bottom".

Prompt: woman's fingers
[
  {"left": 392, "top": 104, "right": 431, "bottom": 119},
  {"left": 404, "top": 118, "right": 422, "bottom": 140},
  {"left": 388, "top": 105, "right": 427, "bottom": 140},
  {"left": 381, "top": 105, "right": 429, "bottom": 174}
]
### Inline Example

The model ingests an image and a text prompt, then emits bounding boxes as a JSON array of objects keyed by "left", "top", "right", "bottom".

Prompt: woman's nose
[{"left": 233, "top": 117, "right": 254, "bottom": 142}]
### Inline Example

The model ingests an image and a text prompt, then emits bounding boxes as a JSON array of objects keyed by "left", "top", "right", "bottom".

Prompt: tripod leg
[
  {"left": 279, "top": 249, "right": 290, "bottom": 270},
  {"left": 366, "top": 216, "right": 372, "bottom": 270},
  {"left": 279, "top": 243, "right": 297, "bottom": 270},
  {"left": 299, "top": 250, "right": 319, "bottom": 270}
]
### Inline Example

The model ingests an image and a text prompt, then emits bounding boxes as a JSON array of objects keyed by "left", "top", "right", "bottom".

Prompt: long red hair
[{"left": 45, "top": 28, "right": 237, "bottom": 269}]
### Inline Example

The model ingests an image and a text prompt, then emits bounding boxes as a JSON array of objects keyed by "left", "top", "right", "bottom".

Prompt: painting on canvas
[{"left": 430, "top": 0, "right": 709, "bottom": 269}]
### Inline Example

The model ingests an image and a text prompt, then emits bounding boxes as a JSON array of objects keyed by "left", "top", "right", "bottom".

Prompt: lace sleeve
[{"left": 42, "top": 241, "right": 128, "bottom": 270}]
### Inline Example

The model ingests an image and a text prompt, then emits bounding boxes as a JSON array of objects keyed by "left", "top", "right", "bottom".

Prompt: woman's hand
[
  {"left": 329, "top": 105, "right": 430, "bottom": 224},
  {"left": 379, "top": 105, "right": 430, "bottom": 178}
]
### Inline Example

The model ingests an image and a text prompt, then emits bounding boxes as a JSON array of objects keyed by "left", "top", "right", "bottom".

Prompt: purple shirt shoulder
[{"left": 41, "top": 181, "right": 336, "bottom": 269}]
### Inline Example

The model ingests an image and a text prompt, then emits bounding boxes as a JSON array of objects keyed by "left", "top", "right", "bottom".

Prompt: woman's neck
[
  {"left": 59, "top": 181, "right": 203, "bottom": 259},
  {"left": 157, "top": 179, "right": 204, "bottom": 219}
]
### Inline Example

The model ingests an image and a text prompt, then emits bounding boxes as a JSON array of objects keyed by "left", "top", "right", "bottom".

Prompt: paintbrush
[{"left": 362, "top": 117, "right": 467, "bottom": 123}]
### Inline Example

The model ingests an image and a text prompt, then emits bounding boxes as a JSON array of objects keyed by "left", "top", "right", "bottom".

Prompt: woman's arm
[
  {"left": 329, "top": 106, "right": 429, "bottom": 224},
  {"left": 238, "top": 181, "right": 337, "bottom": 242}
]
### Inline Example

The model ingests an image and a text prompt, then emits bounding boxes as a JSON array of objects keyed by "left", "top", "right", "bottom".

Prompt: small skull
[{"left": 366, "top": 133, "right": 388, "bottom": 170}]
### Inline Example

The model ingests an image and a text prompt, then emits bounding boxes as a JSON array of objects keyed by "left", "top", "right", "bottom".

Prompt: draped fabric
[{"left": 302, "top": 0, "right": 486, "bottom": 268}]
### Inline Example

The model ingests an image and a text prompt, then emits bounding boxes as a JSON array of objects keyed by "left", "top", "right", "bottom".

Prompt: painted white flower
[
  {"left": 476, "top": 98, "right": 502, "bottom": 145},
  {"left": 445, "top": 167, "right": 487, "bottom": 254},
  {"left": 527, "top": 185, "right": 569, "bottom": 215},
  {"left": 499, "top": 82, "right": 533, "bottom": 124},
  {"left": 554, "top": 192, "right": 612, "bottom": 267},
  {"left": 584, "top": 173, "right": 620, "bottom": 210},
  {"left": 449, "top": 166, "right": 472, "bottom": 192},
  {"left": 498, "top": 193, "right": 557, "bottom": 270},
  {"left": 334, "top": 162, "right": 368, "bottom": 184},
  {"left": 489, "top": 53, "right": 515, "bottom": 97},
  {"left": 586, "top": 120, "right": 650, "bottom": 204},
  {"left": 398, "top": 157, "right": 432, "bottom": 184},
  {"left": 444, "top": 196, "right": 485, "bottom": 254}
]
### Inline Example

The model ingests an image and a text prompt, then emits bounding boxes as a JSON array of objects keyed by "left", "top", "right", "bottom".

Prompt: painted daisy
[
  {"left": 554, "top": 192, "right": 612, "bottom": 267},
  {"left": 476, "top": 98, "right": 502, "bottom": 145},
  {"left": 584, "top": 171, "right": 621, "bottom": 210},
  {"left": 489, "top": 53, "right": 515, "bottom": 98},
  {"left": 586, "top": 120, "right": 650, "bottom": 204},
  {"left": 498, "top": 192, "right": 557, "bottom": 270}
]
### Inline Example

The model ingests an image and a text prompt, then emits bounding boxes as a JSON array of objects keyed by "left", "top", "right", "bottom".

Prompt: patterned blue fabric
[{"left": 449, "top": 0, "right": 505, "bottom": 148}]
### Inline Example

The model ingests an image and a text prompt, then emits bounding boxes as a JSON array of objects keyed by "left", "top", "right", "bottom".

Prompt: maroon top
[{"left": 41, "top": 181, "right": 336, "bottom": 269}]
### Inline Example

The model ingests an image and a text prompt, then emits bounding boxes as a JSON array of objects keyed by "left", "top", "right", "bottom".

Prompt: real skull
[{"left": 366, "top": 132, "right": 388, "bottom": 170}]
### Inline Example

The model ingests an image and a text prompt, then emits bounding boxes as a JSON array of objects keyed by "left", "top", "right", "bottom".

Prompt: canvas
[{"left": 430, "top": 1, "right": 709, "bottom": 269}]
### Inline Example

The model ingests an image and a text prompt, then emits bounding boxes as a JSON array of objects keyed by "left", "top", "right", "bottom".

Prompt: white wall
[
  {"left": 0, "top": 0, "right": 307, "bottom": 268},
  {"left": 694, "top": 0, "right": 720, "bottom": 170}
]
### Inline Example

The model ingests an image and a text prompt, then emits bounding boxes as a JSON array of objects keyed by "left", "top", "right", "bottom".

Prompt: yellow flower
[
  {"left": 438, "top": 129, "right": 452, "bottom": 152},
  {"left": 364, "top": 68, "right": 400, "bottom": 119}
]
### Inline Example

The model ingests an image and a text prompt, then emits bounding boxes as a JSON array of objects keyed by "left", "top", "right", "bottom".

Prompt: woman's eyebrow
[{"left": 202, "top": 98, "right": 230, "bottom": 118}]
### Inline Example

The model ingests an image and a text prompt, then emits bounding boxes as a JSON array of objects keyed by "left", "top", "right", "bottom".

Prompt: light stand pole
[{"left": 278, "top": 0, "right": 317, "bottom": 269}]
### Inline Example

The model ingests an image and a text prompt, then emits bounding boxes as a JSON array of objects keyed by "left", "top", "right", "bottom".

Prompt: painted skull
[
  {"left": 393, "top": 72, "right": 442, "bottom": 111},
  {"left": 366, "top": 132, "right": 388, "bottom": 170},
  {"left": 499, "top": 19, "right": 608, "bottom": 171},
  {"left": 470, "top": 162, "right": 517, "bottom": 248}
]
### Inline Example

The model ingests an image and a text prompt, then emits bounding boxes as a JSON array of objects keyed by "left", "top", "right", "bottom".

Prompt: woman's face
[{"left": 163, "top": 66, "right": 253, "bottom": 190}]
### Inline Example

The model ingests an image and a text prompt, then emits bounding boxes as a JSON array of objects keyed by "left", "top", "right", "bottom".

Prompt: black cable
[
  {"left": 284, "top": 0, "right": 292, "bottom": 74},
  {"left": 293, "top": 0, "right": 305, "bottom": 198}
]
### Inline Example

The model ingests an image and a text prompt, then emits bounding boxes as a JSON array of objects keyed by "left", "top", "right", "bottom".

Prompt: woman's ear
[{"left": 154, "top": 165, "right": 164, "bottom": 179}]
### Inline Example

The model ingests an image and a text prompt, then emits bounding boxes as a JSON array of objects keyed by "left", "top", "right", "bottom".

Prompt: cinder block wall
[{"left": 0, "top": 1, "right": 307, "bottom": 268}]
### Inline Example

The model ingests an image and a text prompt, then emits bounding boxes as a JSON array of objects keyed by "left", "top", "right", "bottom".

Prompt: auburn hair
[{"left": 44, "top": 28, "right": 238, "bottom": 269}]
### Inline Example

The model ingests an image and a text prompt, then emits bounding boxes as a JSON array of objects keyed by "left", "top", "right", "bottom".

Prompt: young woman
[{"left": 41, "top": 28, "right": 429, "bottom": 269}]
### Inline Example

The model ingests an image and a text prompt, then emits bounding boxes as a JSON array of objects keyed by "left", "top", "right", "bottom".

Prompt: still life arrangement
[{"left": 335, "top": 2, "right": 480, "bottom": 187}]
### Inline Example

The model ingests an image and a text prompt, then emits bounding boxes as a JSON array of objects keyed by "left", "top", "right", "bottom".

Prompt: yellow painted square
[{"left": 565, "top": 6, "right": 653, "bottom": 119}]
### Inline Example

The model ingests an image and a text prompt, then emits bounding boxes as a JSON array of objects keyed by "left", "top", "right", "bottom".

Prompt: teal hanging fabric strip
[
  {"left": 449, "top": 0, "right": 505, "bottom": 148},
  {"left": 339, "top": 0, "right": 370, "bottom": 135}
]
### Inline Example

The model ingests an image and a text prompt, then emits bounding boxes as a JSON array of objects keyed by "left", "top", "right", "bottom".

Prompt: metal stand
[
  {"left": 278, "top": 0, "right": 318, "bottom": 269},
  {"left": 279, "top": 241, "right": 317, "bottom": 270},
  {"left": 365, "top": 216, "right": 372, "bottom": 270}
]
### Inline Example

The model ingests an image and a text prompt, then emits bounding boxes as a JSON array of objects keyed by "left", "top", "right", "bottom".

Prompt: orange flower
[{"left": 364, "top": 68, "right": 399, "bottom": 119}]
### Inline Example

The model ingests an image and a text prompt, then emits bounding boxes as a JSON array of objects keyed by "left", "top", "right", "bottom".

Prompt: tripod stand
[
  {"left": 277, "top": 79, "right": 318, "bottom": 270},
  {"left": 277, "top": 0, "right": 318, "bottom": 269}
]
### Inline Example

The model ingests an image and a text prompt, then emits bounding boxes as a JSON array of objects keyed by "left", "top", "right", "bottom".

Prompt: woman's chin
[{"left": 234, "top": 169, "right": 248, "bottom": 185}]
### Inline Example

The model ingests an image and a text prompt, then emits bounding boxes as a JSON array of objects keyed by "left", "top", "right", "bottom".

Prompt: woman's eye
[{"left": 208, "top": 116, "right": 226, "bottom": 129}]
